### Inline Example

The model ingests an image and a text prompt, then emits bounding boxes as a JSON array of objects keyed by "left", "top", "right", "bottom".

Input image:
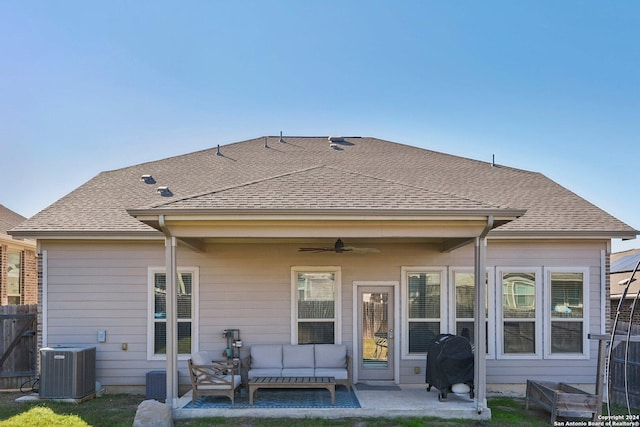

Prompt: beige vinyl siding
[
  {"left": 43, "top": 240, "right": 165, "bottom": 389},
  {"left": 41, "top": 238, "right": 608, "bottom": 390},
  {"left": 484, "top": 240, "right": 605, "bottom": 386}
]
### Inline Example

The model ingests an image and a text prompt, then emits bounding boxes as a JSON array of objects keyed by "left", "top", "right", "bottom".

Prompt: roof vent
[
  {"left": 328, "top": 136, "right": 344, "bottom": 143},
  {"left": 156, "top": 186, "right": 172, "bottom": 197},
  {"left": 329, "top": 143, "right": 340, "bottom": 150},
  {"left": 216, "top": 144, "right": 222, "bottom": 156},
  {"left": 140, "top": 175, "right": 156, "bottom": 184},
  {"left": 279, "top": 131, "right": 285, "bottom": 143}
]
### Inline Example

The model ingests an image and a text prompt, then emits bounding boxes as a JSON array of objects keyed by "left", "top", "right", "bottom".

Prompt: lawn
[{"left": 0, "top": 390, "right": 632, "bottom": 427}]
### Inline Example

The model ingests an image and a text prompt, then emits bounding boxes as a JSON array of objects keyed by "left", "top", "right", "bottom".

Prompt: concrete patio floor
[{"left": 173, "top": 383, "right": 492, "bottom": 421}]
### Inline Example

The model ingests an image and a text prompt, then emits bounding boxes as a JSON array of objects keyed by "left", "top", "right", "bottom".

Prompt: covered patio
[
  {"left": 174, "top": 382, "right": 491, "bottom": 420},
  {"left": 124, "top": 199, "right": 525, "bottom": 423}
]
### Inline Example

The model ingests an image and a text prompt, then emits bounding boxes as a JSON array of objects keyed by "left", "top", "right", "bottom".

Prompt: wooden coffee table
[{"left": 248, "top": 376, "right": 336, "bottom": 405}]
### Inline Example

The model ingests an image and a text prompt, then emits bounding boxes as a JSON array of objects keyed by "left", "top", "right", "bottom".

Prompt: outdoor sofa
[{"left": 245, "top": 343, "right": 351, "bottom": 390}]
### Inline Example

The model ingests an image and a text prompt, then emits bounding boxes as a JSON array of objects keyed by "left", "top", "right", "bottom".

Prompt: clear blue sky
[{"left": 1, "top": 1, "right": 638, "bottom": 251}]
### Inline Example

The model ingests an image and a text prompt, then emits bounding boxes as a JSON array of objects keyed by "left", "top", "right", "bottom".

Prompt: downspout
[
  {"left": 474, "top": 215, "right": 493, "bottom": 414},
  {"left": 159, "top": 215, "right": 178, "bottom": 409}
]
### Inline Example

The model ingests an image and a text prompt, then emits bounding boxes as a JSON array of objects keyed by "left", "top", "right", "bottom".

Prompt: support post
[
  {"left": 165, "top": 235, "right": 178, "bottom": 409},
  {"left": 473, "top": 216, "right": 492, "bottom": 414}
]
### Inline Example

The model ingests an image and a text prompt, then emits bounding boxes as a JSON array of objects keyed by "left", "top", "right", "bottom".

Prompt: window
[
  {"left": 451, "top": 269, "right": 493, "bottom": 356},
  {"left": 148, "top": 267, "right": 198, "bottom": 359},
  {"left": 402, "top": 268, "right": 444, "bottom": 355},
  {"left": 6, "top": 251, "right": 21, "bottom": 305},
  {"left": 498, "top": 268, "right": 541, "bottom": 358},
  {"left": 292, "top": 267, "right": 341, "bottom": 344},
  {"left": 545, "top": 269, "right": 588, "bottom": 358}
]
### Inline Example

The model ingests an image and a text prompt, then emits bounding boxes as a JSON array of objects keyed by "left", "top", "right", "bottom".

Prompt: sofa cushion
[
  {"left": 315, "top": 368, "right": 348, "bottom": 380},
  {"left": 250, "top": 344, "right": 283, "bottom": 369},
  {"left": 314, "top": 344, "right": 347, "bottom": 368},
  {"left": 283, "top": 344, "right": 314, "bottom": 368},
  {"left": 282, "top": 368, "right": 315, "bottom": 377}
]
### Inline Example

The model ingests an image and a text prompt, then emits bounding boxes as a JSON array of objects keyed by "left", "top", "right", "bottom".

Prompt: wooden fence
[
  {"left": 610, "top": 321, "right": 640, "bottom": 409},
  {"left": 0, "top": 304, "right": 37, "bottom": 389}
]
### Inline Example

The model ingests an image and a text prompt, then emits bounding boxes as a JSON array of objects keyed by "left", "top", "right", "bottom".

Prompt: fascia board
[
  {"left": 489, "top": 230, "right": 639, "bottom": 240},
  {"left": 128, "top": 208, "right": 526, "bottom": 221}
]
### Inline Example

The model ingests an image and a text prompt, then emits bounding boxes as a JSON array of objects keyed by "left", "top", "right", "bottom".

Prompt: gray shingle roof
[
  {"left": 10, "top": 136, "right": 638, "bottom": 238},
  {"left": 153, "top": 165, "right": 501, "bottom": 211},
  {"left": 0, "top": 204, "right": 27, "bottom": 236}
]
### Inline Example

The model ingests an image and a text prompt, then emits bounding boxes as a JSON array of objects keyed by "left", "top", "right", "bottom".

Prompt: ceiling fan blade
[
  {"left": 298, "top": 239, "right": 380, "bottom": 253},
  {"left": 343, "top": 246, "right": 381, "bottom": 254}
]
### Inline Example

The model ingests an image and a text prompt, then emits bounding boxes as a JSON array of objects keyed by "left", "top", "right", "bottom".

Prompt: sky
[{"left": 1, "top": 1, "right": 638, "bottom": 252}]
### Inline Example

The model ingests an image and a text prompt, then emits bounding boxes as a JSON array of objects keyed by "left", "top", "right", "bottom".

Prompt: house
[
  {"left": 610, "top": 248, "right": 640, "bottom": 323},
  {"left": 0, "top": 204, "right": 37, "bottom": 306},
  {"left": 9, "top": 135, "right": 638, "bottom": 413}
]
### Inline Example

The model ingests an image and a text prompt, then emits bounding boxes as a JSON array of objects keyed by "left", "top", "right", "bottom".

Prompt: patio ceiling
[{"left": 127, "top": 210, "right": 523, "bottom": 253}]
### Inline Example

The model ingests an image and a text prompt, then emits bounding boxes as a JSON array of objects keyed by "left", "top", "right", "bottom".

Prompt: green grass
[
  {"left": 0, "top": 391, "right": 635, "bottom": 427},
  {"left": 0, "top": 392, "right": 141, "bottom": 427}
]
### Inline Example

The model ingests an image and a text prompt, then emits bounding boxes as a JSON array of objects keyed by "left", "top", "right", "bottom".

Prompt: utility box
[
  {"left": 146, "top": 370, "right": 166, "bottom": 400},
  {"left": 39, "top": 346, "right": 96, "bottom": 399}
]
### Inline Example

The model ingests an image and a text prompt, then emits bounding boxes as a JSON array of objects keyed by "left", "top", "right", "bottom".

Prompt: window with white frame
[
  {"left": 148, "top": 267, "right": 198, "bottom": 359},
  {"left": 498, "top": 268, "right": 541, "bottom": 358},
  {"left": 545, "top": 269, "right": 588, "bottom": 357},
  {"left": 292, "top": 268, "right": 341, "bottom": 344},
  {"left": 451, "top": 269, "right": 493, "bottom": 356},
  {"left": 6, "top": 251, "right": 21, "bottom": 305},
  {"left": 404, "top": 269, "right": 443, "bottom": 355}
]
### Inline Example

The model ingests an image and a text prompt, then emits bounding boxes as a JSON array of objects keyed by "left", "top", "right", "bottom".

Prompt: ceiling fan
[{"left": 298, "top": 239, "right": 380, "bottom": 254}]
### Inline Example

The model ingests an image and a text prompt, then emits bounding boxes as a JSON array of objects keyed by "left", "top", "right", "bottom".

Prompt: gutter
[
  {"left": 127, "top": 207, "right": 527, "bottom": 218},
  {"left": 480, "top": 215, "right": 494, "bottom": 238}
]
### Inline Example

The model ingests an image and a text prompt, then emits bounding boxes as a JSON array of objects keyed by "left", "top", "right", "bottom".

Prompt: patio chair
[{"left": 188, "top": 351, "right": 242, "bottom": 404}]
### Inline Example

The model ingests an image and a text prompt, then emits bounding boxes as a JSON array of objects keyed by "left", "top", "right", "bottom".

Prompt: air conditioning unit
[{"left": 39, "top": 346, "right": 96, "bottom": 399}]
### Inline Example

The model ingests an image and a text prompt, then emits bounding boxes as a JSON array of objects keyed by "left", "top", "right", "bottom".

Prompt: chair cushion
[
  {"left": 250, "top": 344, "right": 283, "bottom": 369},
  {"left": 198, "top": 374, "right": 241, "bottom": 389},
  {"left": 283, "top": 344, "right": 314, "bottom": 368},
  {"left": 314, "top": 344, "right": 347, "bottom": 368},
  {"left": 191, "top": 351, "right": 216, "bottom": 365}
]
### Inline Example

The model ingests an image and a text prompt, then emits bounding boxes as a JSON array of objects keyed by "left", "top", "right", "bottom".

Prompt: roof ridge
[
  {"left": 151, "top": 164, "right": 504, "bottom": 210},
  {"left": 320, "top": 166, "right": 506, "bottom": 209},
  {"left": 150, "top": 165, "right": 328, "bottom": 208}
]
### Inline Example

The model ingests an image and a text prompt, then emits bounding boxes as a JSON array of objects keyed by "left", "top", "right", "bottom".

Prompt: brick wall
[
  {"left": 22, "top": 249, "right": 38, "bottom": 304},
  {"left": 0, "top": 244, "right": 38, "bottom": 305},
  {"left": 611, "top": 298, "right": 640, "bottom": 324}
]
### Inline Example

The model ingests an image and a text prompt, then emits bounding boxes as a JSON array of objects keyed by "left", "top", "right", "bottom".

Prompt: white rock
[{"left": 133, "top": 399, "right": 173, "bottom": 427}]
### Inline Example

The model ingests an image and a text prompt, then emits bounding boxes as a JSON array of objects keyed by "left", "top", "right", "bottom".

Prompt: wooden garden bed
[{"left": 525, "top": 379, "right": 599, "bottom": 423}]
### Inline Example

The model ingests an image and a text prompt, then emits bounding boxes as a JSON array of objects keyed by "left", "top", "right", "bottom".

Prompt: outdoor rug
[
  {"left": 185, "top": 387, "right": 361, "bottom": 409},
  {"left": 354, "top": 383, "right": 402, "bottom": 391}
]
